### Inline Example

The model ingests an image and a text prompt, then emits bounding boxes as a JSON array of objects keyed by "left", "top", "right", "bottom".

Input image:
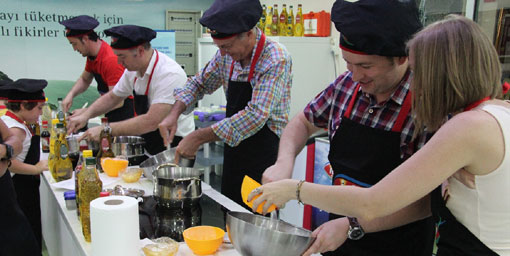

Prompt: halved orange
[
  {"left": 241, "top": 175, "right": 277, "bottom": 214},
  {"left": 101, "top": 157, "right": 129, "bottom": 177}
]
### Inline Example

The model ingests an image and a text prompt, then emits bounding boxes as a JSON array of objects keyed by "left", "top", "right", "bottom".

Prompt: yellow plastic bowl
[{"left": 183, "top": 226, "right": 224, "bottom": 255}]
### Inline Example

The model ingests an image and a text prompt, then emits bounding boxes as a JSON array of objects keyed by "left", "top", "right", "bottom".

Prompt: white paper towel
[{"left": 90, "top": 195, "right": 139, "bottom": 256}]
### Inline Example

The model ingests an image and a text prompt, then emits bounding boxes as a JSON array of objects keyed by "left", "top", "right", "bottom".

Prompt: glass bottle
[
  {"left": 294, "top": 4, "right": 304, "bottom": 37},
  {"left": 264, "top": 6, "right": 273, "bottom": 35},
  {"left": 48, "top": 119, "right": 59, "bottom": 179},
  {"left": 54, "top": 123, "right": 73, "bottom": 182},
  {"left": 258, "top": 4, "right": 267, "bottom": 31},
  {"left": 286, "top": 6, "right": 295, "bottom": 36},
  {"left": 78, "top": 156, "right": 102, "bottom": 242},
  {"left": 271, "top": 4, "right": 279, "bottom": 36},
  {"left": 41, "top": 120, "right": 50, "bottom": 153},
  {"left": 41, "top": 99, "right": 52, "bottom": 126},
  {"left": 96, "top": 117, "right": 114, "bottom": 172},
  {"left": 75, "top": 149, "right": 93, "bottom": 217},
  {"left": 56, "top": 97, "right": 66, "bottom": 127},
  {"left": 279, "top": 4, "right": 288, "bottom": 36}
]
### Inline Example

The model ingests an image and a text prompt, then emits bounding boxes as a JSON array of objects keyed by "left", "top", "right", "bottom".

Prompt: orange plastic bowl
[{"left": 183, "top": 226, "right": 224, "bottom": 255}]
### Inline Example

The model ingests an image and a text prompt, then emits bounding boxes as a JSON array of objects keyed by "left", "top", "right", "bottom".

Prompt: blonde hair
[{"left": 408, "top": 15, "right": 502, "bottom": 133}]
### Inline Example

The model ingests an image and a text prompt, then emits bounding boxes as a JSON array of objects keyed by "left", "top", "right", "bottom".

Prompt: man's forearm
[
  {"left": 84, "top": 92, "right": 123, "bottom": 119},
  {"left": 68, "top": 76, "right": 92, "bottom": 98}
]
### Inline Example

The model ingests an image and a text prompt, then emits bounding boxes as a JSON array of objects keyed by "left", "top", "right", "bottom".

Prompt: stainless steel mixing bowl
[
  {"left": 139, "top": 148, "right": 195, "bottom": 180},
  {"left": 226, "top": 211, "right": 315, "bottom": 256}
]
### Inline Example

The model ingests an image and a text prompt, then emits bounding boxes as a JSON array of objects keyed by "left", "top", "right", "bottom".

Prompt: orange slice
[
  {"left": 241, "top": 175, "right": 277, "bottom": 214},
  {"left": 101, "top": 157, "right": 129, "bottom": 177}
]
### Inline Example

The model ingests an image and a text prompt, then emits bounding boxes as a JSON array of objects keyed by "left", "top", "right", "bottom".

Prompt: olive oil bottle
[
  {"left": 48, "top": 119, "right": 59, "bottom": 179},
  {"left": 279, "top": 4, "right": 288, "bottom": 36},
  {"left": 286, "top": 6, "right": 295, "bottom": 36},
  {"left": 56, "top": 97, "right": 66, "bottom": 127},
  {"left": 54, "top": 123, "right": 73, "bottom": 181},
  {"left": 294, "top": 4, "right": 304, "bottom": 37},
  {"left": 78, "top": 156, "right": 102, "bottom": 242},
  {"left": 96, "top": 117, "right": 115, "bottom": 172},
  {"left": 264, "top": 6, "right": 273, "bottom": 35},
  {"left": 75, "top": 149, "right": 93, "bottom": 217},
  {"left": 258, "top": 4, "right": 267, "bottom": 31},
  {"left": 271, "top": 4, "right": 279, "bottom": 36}
]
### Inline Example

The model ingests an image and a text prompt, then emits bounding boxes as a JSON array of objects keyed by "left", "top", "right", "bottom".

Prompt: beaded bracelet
[{"left": 296, "top": 180, "right": 306, "bottom": 205}]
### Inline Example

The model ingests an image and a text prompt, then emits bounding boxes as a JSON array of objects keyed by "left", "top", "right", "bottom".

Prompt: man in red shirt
[{"left": 60, "top": 15, "right": 134, "bottom": 122}]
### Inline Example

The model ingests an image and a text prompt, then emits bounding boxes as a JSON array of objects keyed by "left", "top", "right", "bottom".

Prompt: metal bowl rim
[{"left": 227, "top": 211, "right": 314, "bottom": 238}]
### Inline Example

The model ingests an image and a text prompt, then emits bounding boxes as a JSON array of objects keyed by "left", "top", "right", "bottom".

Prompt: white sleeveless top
[
  {"left": 446, "top": 104, "right": 510, "bottom": 255},
  {"left": 0, "top": 115, "right": 32, "bottom": 176}
]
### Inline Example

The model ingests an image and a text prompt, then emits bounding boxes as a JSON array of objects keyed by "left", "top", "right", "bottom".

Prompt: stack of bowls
[{"left": 226, "top": 211, "right": 315, "bottom": 256}]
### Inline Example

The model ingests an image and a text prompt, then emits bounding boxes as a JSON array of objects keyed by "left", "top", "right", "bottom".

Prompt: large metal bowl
[
  {"left": 226, "top": 211, "right": 315, "bottom": 256},
  {"left": 139, "top": 148, "right": 194, "bottom": 180},
  {"left": 112, "top": 136, "right": 145, "bottom": 157}
]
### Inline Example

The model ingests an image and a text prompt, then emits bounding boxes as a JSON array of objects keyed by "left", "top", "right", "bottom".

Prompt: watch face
[{"left": 349, "top": 227, "right": 364, "bottom": 240}]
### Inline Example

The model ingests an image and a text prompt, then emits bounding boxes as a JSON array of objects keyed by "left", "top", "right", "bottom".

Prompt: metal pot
[
  {"left": 139, "top": 148, "right": 195, "bottom": 180},
  {"left": 65, "top": 135, "right": 80, "bottom": 154},
  {"left": 112, "top": 136, "right": 145, "bottom": 157},
  {"left": 153, "top": 163, "right": 202, "bottom": 209}
]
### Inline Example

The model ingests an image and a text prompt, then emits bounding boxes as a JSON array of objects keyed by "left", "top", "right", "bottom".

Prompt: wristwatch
[
  {"left": 347, "top": 217, "right": 365, "bottom": 240},
  {"left": 1, "top": 143, "right": 13, "bottom": 161}
]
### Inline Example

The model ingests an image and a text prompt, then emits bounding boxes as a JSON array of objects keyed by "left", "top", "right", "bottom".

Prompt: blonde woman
[{"left": 251, "top": 15, "right": 510, "bottom": 256}]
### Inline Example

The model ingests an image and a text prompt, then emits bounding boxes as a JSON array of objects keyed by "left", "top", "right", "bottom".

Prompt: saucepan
[
  {"left": 153, "top": 163, "right": 202, "bottom": 208},
  {"left": 112, "top": 136, "right": 145, "bottom": 157},
  {"left": 139, "top": 147, "right": 195, "bottom": 180}
]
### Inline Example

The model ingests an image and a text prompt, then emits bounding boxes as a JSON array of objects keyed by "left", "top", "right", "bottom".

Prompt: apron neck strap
[
  {"left": 229, "top": 33, "right": 266, "bottom": 82},
  {"left": 5, "top": 110, "right": 34, "bottom": 135}
]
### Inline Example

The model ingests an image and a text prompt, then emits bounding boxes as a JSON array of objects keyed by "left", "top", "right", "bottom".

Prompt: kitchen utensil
[
  {"left": 112, "top": 136, "right": 145, "bottom": 157},
  {"left": 139, "top": 148, "right": 195, "bottom": 180},
  {"left": 240, "top": 175, "right": 277, "bottom": 214},
  {"left": 153, "top": 163, "right": 202, "bottom": 208},
  {"left": 119, "top": 167, "right": 143, "bottom": 183},
  {"left": 183, "top": 226, "right": 224, "bottom": 255},
  {"left": 226, "top": 211, "right": 315, "bottom": 256},
  {"left": 103, "top": 185, "right": 145, "bottom": 198},
  {"left": 65, "top": 134, "right": 80, "bottom": 154}
]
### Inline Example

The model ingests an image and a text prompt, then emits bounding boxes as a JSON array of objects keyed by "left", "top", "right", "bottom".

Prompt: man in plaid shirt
[{"left": 262, "top": 1, "right": 434, "bottom": 256}]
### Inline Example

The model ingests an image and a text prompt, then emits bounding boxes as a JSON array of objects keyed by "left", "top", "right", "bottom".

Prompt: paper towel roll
[{"left": 90, "top": 195, "right": 139, "bottom": 256}]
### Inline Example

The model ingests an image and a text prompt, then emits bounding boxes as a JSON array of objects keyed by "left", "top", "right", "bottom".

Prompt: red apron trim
[
  {"left": 7, "top": 99, "right": 45, "bottom": 103},
  {"left": 229, "top": 33, "right": 266, "bottom": 82},
  {"left": 343, "top": 84, "right": 412, "bottom": 133},
  {"left": 5, "top": 111, "right": 33, "bottom": 135},
  {"left": 133, "top": 50, "right": 160, "bottom": 116},
  {"left": 339, "top": 44, "right": 368, "bottom": 55}
]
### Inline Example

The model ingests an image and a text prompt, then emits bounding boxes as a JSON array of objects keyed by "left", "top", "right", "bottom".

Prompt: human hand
[
  {"left": 175, "top": 132, "right": 200, "bottom": 159},
  {"left": 452, "top": 168, "right": 475, "bottom": 189},
  {"left": 35, "top": 160, "right": 48, "bottom": 173},
  {"left": 67, "top": 113, "right": 89, "bottom": 134},
  {"left": 302, "top": 218, "right": 349, "bottom": 256},
  {"left": 71, "top": 108, "right": 87, "bottom": 117},
  {"left": 78, "top": 126, "right": 102, "bottom": 142},
  {"left": 158, "top": 114, "right": 179, "bottom": 147},
  {"left": 62, "top": 94, "right": 73, "bottom": 113},
  {"left": 248, "top": 179, "right": 297, "bottom": 215},
  {"left": 262, "top": 160, "right": 294, "bottom": 184}
]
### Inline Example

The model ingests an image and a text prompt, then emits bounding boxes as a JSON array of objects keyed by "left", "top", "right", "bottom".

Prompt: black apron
[
  {"left": 430, "top": 96, "right": 499, "bottom": 256},
  {"left": 325, "top": 84, "right": 434, "bottom": 256},
  {"left": 221, "top": 34, "right": 279, "bottom": 208},
  {"left": 132, "top": 50, "right": 182, "bottom": 155},
  {"left": 93, "top": 72, "right": 135, "bottom": 123},
  {"left": 2, "top": 113, "right": 41, "bottom": 255}
]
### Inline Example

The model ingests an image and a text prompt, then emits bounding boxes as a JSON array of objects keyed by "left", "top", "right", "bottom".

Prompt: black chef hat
[
  {"left": 0, "top": 79, "right": 47, "bottom": 102},
  {"left": 331, "top": 0, "right": 422, "bottom": 57},
  {"left": 0, "top": 79, "right": 11, "bottom": 100},
  {"left": 104, "top": 25, "right": 157, "bottom": 49},
  {"left": 59, "top": 15, "right": 99, "bottom": 37},
  {"left": 200, "top": 0, "right": 262, "bottom": 39}
]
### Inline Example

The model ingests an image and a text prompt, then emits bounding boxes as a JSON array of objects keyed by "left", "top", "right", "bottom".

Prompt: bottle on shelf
[
  {"left": 286, "top": 5, "right": 295, "bottom": 36},
  {"left": 294, "top": 4, "right": 304, "bottom": 37},
  {"left": 264, "top": 6, "right": 273, "bottom": 35},
  {"left": 56, "top": 97, "right": 66, "bottom": 127},
  {"left": 48, "top": 119, "right": 59, "bottom": 179},
  {"left": 41, "top": 120, "right": 50, "bottom": 153},
  {"left": 75, "top": 149, "right": 93, "bottom": 217},
  {"left": 78, "top": 156, "right": 102, "bottom": 242},
  {"left": 258, "top": 4, "right": 267, "bottom": 31},
  {"left": 41, "top": 98, "right": 52, "bottom": 126},
  {"left": 96, "top": 117, "right": 115, "bottom": 172},
  {"left": 279, "top": 4, "right": 288, "bottom": 36},
  {"left": 54, "top": 123, "right": 73, "bottom": 182},
  {"left": 271, "top": 4, "right": 279, "bottom": 36}
]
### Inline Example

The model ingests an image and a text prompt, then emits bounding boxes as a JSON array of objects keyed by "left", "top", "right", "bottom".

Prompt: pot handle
[{"left": 156, "top": 163, "right": 178, "bottom": 170}]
